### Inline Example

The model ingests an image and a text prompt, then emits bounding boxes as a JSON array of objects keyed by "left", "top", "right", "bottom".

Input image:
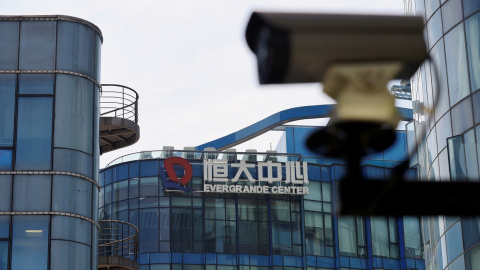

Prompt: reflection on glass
[
  {"left": 19, "top": 74, "right": 54, "bottom": 95},
  {"left": 15, "top": 97, "right": 53, "bottom": 170},
  {"left": 19, "top": 21, "right": 56, "bottom": 70},
  {"left": 448, "top": 135, "right": 467, "bottom": 181},
  {"left": 451, "top": 98, "right": 473, "bottom": 135},
  {"left": 0, "top": 74, "right": 15, "bottom": 147},
  {"left": 427, "top": 10, "right": 443, "bottom": 49},
  {"left": 12, "top": 216, "right": 49, "bottom": 270},
  {"left": 466, "top": 13, "right": 480, "bottom": 92},
  {"left": 0, "top": 21, "right": 19, "bottom": 69},
  {"left": 445, "top": 23, "right": 470, "bottom": 105},
  {"left": 442, "top": 0, "right": 462, "bottom": 32},
  {"left": 430, "top": 40, "right": 450, "bottom": 117}
]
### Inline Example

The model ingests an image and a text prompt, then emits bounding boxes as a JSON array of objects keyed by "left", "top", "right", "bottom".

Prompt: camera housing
[{"left": 245, "top": 12, "right": 427, "bottom": 84}]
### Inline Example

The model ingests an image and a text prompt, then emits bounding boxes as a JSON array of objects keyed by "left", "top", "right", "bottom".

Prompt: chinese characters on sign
[{"left": 203, "top": 159, "right": 309, "bottom": 195}]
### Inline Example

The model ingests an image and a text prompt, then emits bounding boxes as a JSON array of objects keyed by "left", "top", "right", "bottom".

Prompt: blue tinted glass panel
[
  {"left": 451, "top": 98, "right": 473, "bottom": 135},
  {"left": 15, "top": 97, "right": 53, "bottom": 170},
  {"left": 129, "top": 162, "right": 139, "bottom": 178},
  {"left": 466, "top": 13, "right": 480, "bottom": 92},
  {"left": 95, "top": 34, "right": 101, "bottom": 81},
  {"left": 13, "top": 175, "right": 51, "bottom": 211},
  {"left": 430, "top": 40, "right": 450, "bottom": 116},
  {"left": 448, "top": 135, "right": 467, "bottom": 181},
  {"left": 52, "top": 175, "right": 92, "bottom": 218},
  {"left": 436, "top": 112, "right": 452, "bottom": 150},
  {"left": 0, "top": 241, "right": 7, "bottom": 270},
  {"left": 0, "top": 150, "right": 12, "bottom": 170},
  {"left": 12, "top": 216, "right": 49, "bottom": 270},
  {"left": 463, "top": 0, "right": 480, "bottom": 17},
  {"left": 462, "top": 217, "right": 480, "bottom": 250},
  {"left": 51, "top": 216, "right": 91, "bottom": 245},
  {"left": 427, "top": 10, "right": 443, "bottom": 49},
  {"left": 0, "top": 176, "right": 12, "bottom": 212},
  {"left": 464, "top": 129, "right": 479, "bottom": 180},
  {"left": 445, "top": 23, "right": 470, "bottom": 105},
  {"left": 0, "top": 21, "right": 19, "bottom": 69},
  {"left": 0, "top": 216, "right": 9, "bottom": 238},
  {"left": 18, "top": 74, "right": 54, "bottom": 95},
  {"left": 55, "top": 74, "right": 93, "bottom": 154},
  {"left": 442, "top": 0, "right": 462, "bottom": 32},
  {"left": 53, "top": 148, "right": 93, "bottom": 178},
  {"left": 0, "top": 74, "right": 16, "bottom": 147},
  {"left": 140, "top": 208, "right": 159, "bottom": 253},
  {"left": 50, "top": 240, "right": 91, "bottom": 270},
  {"left": 19, "top": 21, "right": 56, "bottom": 70},
  {"left": 446, "top": 222, "right": 464, "bottom": 262},
  {"left": 57, "top": 21, "right": 96, "bottom": 78},
  {"left": 140, "top": 160, "right": 158, "bottom": 177}
]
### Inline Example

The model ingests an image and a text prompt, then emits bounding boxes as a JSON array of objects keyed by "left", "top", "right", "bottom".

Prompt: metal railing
[
  {"left": 98, "top": 220, "right": 139, "bottom": 261},
  {"left": 100, "top": 84, "right": 139, "bottom": 123}
]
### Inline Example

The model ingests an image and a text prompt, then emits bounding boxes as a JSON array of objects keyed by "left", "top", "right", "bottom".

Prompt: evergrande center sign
[{"left": 160, "top": 157, "right": 309, "bottom": 195}]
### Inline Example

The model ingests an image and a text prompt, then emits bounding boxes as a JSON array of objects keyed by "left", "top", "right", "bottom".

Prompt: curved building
[
  {"left": 0, "top": 16, "right": 102, "bottom": 270},
  {"left": 405, "top": 1, "right": 480, "bottom": 269},
  {"left": 99, "top": 111, "right": 425, "bottom": 270}
]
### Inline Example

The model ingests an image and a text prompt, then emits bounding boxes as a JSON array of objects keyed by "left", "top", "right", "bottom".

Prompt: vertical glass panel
[
  {"left": 371, "top": 216, "right": 389, "bottom": 257},
  {"left": 446, "top": 222, "right": 464, "bottom": 263},
  {"left": 19, "top": 74, "right": 54, "bottom": 95},
  {"left": 0, "top": 21, "right": 19, "bottom": 69},
  {"left": 57, "top": 21, "right": 96, "bottom": 78},
  {"left": 305, "top": 212, "right": 323, "bottom": 256},
  {"left": 0, "top": 74, "right": 16, "bottom": 146},
  {"left": 406, "top": 121, "right": 418, "bottom": 166},
  {"left": 466, "top": 244, "right": 480, "bottom": 270},
  {"left": 322, "top": 182, "right": 331, "bottom": 202},
  {"left": 12, "top": 216, "right": 49, "bottom": 270},
  {"left": 95, "top": 34, "right": 102, "bottom": 81},
  {"left": 129, "top": 178, "right": 139, "bottom": 198},
  {"left": 54, "top": 74, "right": 93, "bottom": 154},
  {"left": 19, "top": 21, "right": 56, "bottom": 70},
  {"left": 51, "top": 216, "right": 91, "bottom": 245},
  {"left": 427, "top": 128, "right": 438, "bottom": 163},
  {"left": 52, "top": 175, "right": 93, "bottom": 218},
  {"left": 442, "top": 0, "right": 462, "bottom": 32},
  {"left": 15, "top": 97, "right": 53, "bottom": 170},
  {"left": 171, "top": 208, "right": 192, "bottom": 252},
  {"left": 448, "top": 135, "right": 467, "bottom": 180},
  {"left": 304, "top": 181, "right": 321, "bottom": 201},
  {"left": 338, "top": 216, "right": 357, "bottom": 256},
  {"left": 445, "top": 23, "right": 470, "bottom": 105},
  {"left": 404, "top": 216, "right": 423, "bottom": 259},
  {"left": 0, "top": 176, "right": 12, "bottom": 212},
  {"left": 53, "top": 148, "right": 93, "bottom": 178},
  {"left": 463, "top": 0, "right": 480, "bottom": 17},
  {"left": 466, "top": 13, "right": 480, "bottom": 92},
  {"left": 438, "top": 149, "right": 450, "bottom": 179},
  {"left": 0, "top": 150, "right": 12, "bottom": 171},
  {"left": 430, "top": 40, "right": 450, "bottom": 116},
  {"left": 50, "top": 240, "right": 90, "bottom": 270},
  {"left": 140, "top": 208, "right": 159, "bottom": 252},
  {"left": 114, "top": 180, "right": 129, "bottom": 201},
  {"left": 436, "top": 112, "right": 452, "bottom": 151},
  {"left": 451, "top": 98, "right": 473, "bottom": 135},
  {"left": 425, "top": 0, "right": 440, "bottom": 18},
  {"left": 462, "top": 217, "right": 480, "bottom": 250},
  {"left": 464, "top": 129, "right": 480, "bottom": 180},
  {"left": 0, "top": 216, "right": 9, "bottom": 238},
  {"left": 140, "top": 177, "right": 159, "bottom": 197},
  {"left": 427, "top": 10, "right": 443, "bottom": 49},
  {"left": 0, "top": 241, "right": 7, "bottom": 270},
  {"left": 13, "top": 175, "right": 51, "bottom": 211}
]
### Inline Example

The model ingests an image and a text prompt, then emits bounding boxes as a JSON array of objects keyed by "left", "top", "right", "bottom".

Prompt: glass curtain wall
[
  {"left": 406, "top": 0, "right": 480, "bottom": 269},
  {"left": 0, "top": 16, "right": 102, "bottom": 270}
]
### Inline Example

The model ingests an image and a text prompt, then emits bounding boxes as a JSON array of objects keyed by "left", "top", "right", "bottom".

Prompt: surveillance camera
[{"left": 245, "top": 12, "right": 427, "bottom": 84}]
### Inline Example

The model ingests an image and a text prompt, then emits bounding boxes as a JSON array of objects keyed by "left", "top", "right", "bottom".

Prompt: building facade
[
  {"left": 0, "top": 16, "right": 102, "bottom": 270},
  {"left": 405, "top": 0, "right": 480, "bottom": 269},
  {"left": 99, "top": 124, "right": 425, "bottom": 270}
]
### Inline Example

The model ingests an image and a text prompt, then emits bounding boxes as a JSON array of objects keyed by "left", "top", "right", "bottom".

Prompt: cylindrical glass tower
[
  {"left": 406, "top": 0, "right": 480, "bottom": 269},
  {"left": 0, "top": 15, "right": 102, "bottom": 270}
]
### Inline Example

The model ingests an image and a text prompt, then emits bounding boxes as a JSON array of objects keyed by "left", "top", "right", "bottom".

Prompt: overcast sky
[{"left": 1, "top": 0, "right": 407, "bottom": 167}]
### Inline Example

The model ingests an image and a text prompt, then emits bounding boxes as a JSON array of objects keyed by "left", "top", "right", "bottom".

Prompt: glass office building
[
  {"left": 99, "top": 121, "right": 425, "bottom": 270},
  {"left": 0, "top": 16, "right": 102, "bottom": 270},
  {"left": 405, "top": 0, "right": 480, "bottom": 269}
]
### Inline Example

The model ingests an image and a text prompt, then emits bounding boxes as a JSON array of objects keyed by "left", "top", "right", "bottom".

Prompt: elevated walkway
[{"left": 100, "top": 84, "right": 140, "bottom": 154}]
